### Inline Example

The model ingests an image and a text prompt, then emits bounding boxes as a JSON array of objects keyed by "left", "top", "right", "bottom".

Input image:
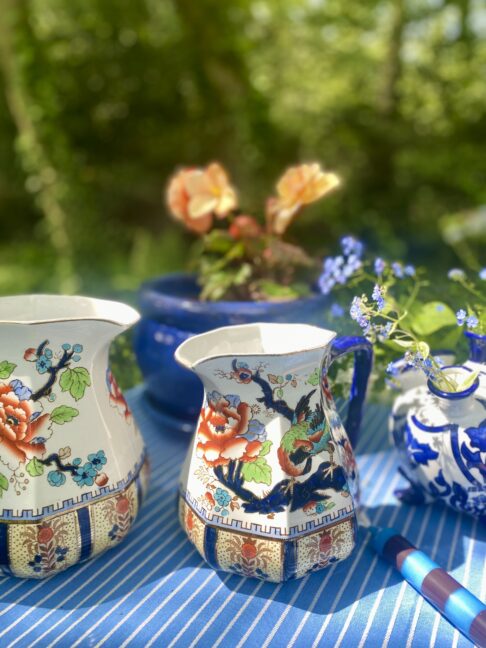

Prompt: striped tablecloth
[{"left": 0, "top": 386, "right": 484, "bottom": 648}]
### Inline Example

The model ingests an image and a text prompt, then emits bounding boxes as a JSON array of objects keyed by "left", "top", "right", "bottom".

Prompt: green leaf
[
  {"left": 276, "top": 387, "right": 284, "bottom": 398},
  {"left": 416, "top": 341, "right": 430, "bottom": 359},
  {"left": 277, "top": 375, "right": 284, "bottom": 384},
  {"left": 240, "top": 457, "right": 272, "bottom": 485},
  {"left": 457, "top": 370, "right": 479, "bottom": 391},
  {"left": 26, "top": 457, "right": 44, "bottom": 477},
  {"left": 259, "top": 440, "right": 272, "bottom": 457},
  {"left": 50, "top": 405, "right": 79, "bottom": 424},
  {"left": 59, "top": 368, "right": 74, "bottom": 392},
  {"left": 254, "top": 280, "right": 301, "bottom": 302},
  {"left": 0, "top": 473, "right": 9, "bottom": 492},
  {"left": 202, "top": 230, "right": 234, "bottom": 254},
  {"left": 59, "top": 367, "right": 91, "bottom": 401},
  {"left": 307, "top": 368, "right": 320, "bottom": 386},
  {"left": 393, "top": 339, "right": 414, "bottom": 349},
  {"left": 0, "top": 361, "right": 16, "bottom": 379},
  {"left": 411, "top": 302, "right": 457, "bottom": 336}
]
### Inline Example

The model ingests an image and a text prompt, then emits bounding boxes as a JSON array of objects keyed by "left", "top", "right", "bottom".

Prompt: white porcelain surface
[
  {"left": 177, "top": 323, "right": 359, "bottom": 544},
  {"left": 0, "top": 295, "right": 145, "bottom": 521}
]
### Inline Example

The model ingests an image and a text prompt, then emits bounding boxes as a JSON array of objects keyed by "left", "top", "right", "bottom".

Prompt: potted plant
[{"left": 134, "top": 162, "right": 341, "bottom": 431}]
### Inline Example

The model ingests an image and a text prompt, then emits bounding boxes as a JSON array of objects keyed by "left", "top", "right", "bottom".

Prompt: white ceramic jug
[
  {"left": 175, "top": 323, "right": 372, "bottom": 582},
  {"left": 0, "top": 295, "right": 148, "bottom": 578}
]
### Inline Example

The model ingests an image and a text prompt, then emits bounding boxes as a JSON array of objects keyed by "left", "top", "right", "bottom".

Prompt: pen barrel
[{"left": 371, "top": 528, "right": 486, "bottom": 648}]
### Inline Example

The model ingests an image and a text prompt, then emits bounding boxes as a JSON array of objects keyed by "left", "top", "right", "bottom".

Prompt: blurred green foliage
[{"left": 0, "top": 0, "right": 485, "bottom": 304}]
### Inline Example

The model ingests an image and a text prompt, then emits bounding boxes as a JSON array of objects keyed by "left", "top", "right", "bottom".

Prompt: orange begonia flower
[
  {"left": 166, "top": 163, "right": 238, "bottom": 234},
  {"left": 267, "top": 163, "right": 340, "bottom": 235}
]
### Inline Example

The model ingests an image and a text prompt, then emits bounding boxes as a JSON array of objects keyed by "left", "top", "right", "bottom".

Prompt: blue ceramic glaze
[
  {"left": 134, "top": 274, "right": 333, "bottom": 432},
  {"left": 330, "top": 336, "right": 373, "bottom": 447},
  {"left": 465, "top": 331, "right": 486, "bottom": 364},
  {"left": 427, "top": 365, "right": 479, "bottom": 400}
]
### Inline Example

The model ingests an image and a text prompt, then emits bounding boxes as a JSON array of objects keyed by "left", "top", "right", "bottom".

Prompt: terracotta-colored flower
[
  {"left": 204, "top": 491, "right": 216, "bottom": 508},
  {"left": 24, "top": 348, "right": 37, "bottom": 362},
  {"left": 116, "top": 496, "right": 130, "bottom": 515},
  {"left": 186, "top": 510, "right": 194, "bottom": 531},
  {"left": 37, "top": 525, "right": 54, "bottom": 545},
  {"left": 241, "top": 540, "right": 257, "bottom": 560},
  {"left": 107, "top": 370, "right": 132, "bottom": 422},
  {"left": 0, "top": 383, "right": 48, "bottom": 471},
  {"left": 166, "top": 163, "right": 238, "bottom": 234},
  {"left": 229, "top": 215, "right": 262, "bottom": 240},
  {"left": 341, "top": 439, "right": 357, "bottom": 478},
  {"left": 230, "top": 365, "right": 253, "bottom": 384},
  {"left": 266, "top": 163, "right": 340, "bottom": 235},
  {"left": 95, "top": 472, "right": 109, "bottom": 487},
  {"left": 319, "top": 531, "right": 332, "bottom": 554},
  {"left": 196, "top": 395, "right": 262, "bottom": 468}
]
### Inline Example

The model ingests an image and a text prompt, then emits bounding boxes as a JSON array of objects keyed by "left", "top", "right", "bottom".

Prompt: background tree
[{"left": 0, "top": 0, "right": 484, "bottom": 296}]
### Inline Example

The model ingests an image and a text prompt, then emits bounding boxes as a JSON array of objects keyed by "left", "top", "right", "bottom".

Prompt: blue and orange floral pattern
[
  {"left": 0, "top": 339, "right": 108, "bottom": 499},
  {"left": 195, "top": 359, "right": 347, "bottom": 517}
]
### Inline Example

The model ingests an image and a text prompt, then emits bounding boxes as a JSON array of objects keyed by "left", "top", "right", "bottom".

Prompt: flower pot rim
[
  {"left": 427, "top": 364, "right": 479, "bottom": 400},
  {"left": 139, "top": 272, "right": 329, "bottom": 315},
  {"left": 464, "top": 330, "right": 486, "bottom": 341}
]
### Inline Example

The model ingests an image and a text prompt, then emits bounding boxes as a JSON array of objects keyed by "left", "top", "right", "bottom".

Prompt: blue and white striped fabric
[{"left": 0, "top": 387, "right": 484, "bottom": 647}]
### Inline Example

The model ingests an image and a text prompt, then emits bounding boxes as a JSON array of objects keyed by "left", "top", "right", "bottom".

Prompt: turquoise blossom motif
[
  {"left": 73, "top": 461, "right": 97, "bottom": 487},
  {"left": 88, "top": 450, "right": 107, "bottom": 471},
  {"left": 47, "top": 471, "right": 66, "bottom": 487},
  {"left": 214, "top": 487, "right": 231, "bottom": 516},
  {"left": 36, "top": 355, "right": 52, "bottom": 374}
]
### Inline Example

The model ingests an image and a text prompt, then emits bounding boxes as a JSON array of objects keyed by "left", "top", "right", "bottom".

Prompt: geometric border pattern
[
  {"left": 0, "top": 451, "right": 147, "bottom": 522},
  {"left": 0, "top": 456, "right": 150, "bottom": 579},
  {"left": 179, "top": 495, "right": 357, "bottom": 582},
  {"left": 181, "top": 488, "right": 355, "bottom": 539}
]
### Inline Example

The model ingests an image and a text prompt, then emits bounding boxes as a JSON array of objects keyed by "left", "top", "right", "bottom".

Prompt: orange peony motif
[
  {"left": 167, "top": 163, "right": 238, "bottom": 234},
  {"left": 266, "top": 163, "right": 340, "bottom": 235},
  {"left": 0, "top": 383, "right": 48, "bottom": 470},
  {"left": 241, "top": 540, "right": 257, "bottom": 560},
  {"left": 196, "top": 394, "right": 262, "bottom": 468}
]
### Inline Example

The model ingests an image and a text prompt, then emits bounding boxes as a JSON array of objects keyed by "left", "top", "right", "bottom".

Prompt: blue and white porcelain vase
[{"left": 394, "top": 366, "right": 485, "bottom": 518}]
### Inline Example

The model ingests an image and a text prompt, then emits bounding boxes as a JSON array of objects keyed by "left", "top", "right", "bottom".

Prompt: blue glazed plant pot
[{"left": 133, "top": 273, "right": 331, "bottom": 432}]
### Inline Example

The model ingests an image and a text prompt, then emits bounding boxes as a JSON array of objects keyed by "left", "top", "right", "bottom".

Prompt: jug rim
[
  {"left": 175, "top": 321, "right": 336, "bottom": 369},
  {"left": 0, "top": 294, "right": 140, "bottom": 327}
]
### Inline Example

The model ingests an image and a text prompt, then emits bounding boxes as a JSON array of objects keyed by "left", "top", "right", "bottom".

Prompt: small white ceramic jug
[
  {"left": 175, "top": 322, "right": 372, "bottom": 582},
  {"left": 0, "top": 295, "right": 148, "bottom": 578}
]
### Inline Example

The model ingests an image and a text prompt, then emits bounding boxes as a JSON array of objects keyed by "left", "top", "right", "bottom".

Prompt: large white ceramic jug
[
  {"left": 176, "top": 322, "right": 372, "bottom": 582},
  {"left": 0, "top": 295, "right": 148, "bottom": 578}
]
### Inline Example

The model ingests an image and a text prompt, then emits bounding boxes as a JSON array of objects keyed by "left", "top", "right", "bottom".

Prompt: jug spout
[
  {"left": 175, "top": 322, "right": 336, "bottom": 373},
  {"left": 0, "top": 294, "right": 139, "bottom": 331}
]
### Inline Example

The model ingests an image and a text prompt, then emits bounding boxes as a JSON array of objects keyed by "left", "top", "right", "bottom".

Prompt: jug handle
[{"left": 329, "top": 336, "right": 373, "bottom": 448}]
